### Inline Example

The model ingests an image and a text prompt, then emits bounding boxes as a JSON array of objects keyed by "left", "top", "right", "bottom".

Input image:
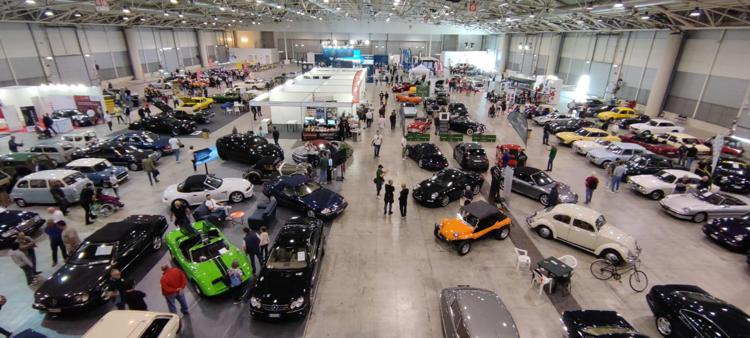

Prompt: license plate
[
  {"left": 269, "top": 313, "right": 280, "bottom": 318},
  {"left": 48, "top": 308, "right": 61, "bottom": 313}
]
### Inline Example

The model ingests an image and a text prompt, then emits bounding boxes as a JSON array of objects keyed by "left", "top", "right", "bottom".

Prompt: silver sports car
[
  {"left": 660, "top": 190, "right": 750, "bottom": 223},
  {"left": 495, "top": 166, "right": 578, "bottom": 206},
  {"left": 439, "top": 286, "right": 519, "bottom": 338}
]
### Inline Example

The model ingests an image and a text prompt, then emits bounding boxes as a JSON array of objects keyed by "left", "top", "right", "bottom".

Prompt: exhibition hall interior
[{"left": 1, "top": 0, "right": 750, "bottom": 337}]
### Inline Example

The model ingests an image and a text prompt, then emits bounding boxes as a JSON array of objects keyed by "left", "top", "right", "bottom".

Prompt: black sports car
[
  {"left": 216, "top": 132, "right": 284, "bottom": 165},
  {"left": 544, "top": 119, "right": 595, "bottom": 134},
  {"left": 0, "top": 209, "right": 45, "bottom": 248},
  {"left": 713, "top": 158, "right": 750, "bottom": 194},
  {"left": 449, "top": 115, "right": 485, "bottom": 135},
  {"left": 108, "top": 131, "right": 173, "bottom": 154},
  {"left": 448, "top": 102, "right": 468, "bottom": 116},
  {"left": 435, "top": 92, "right": 450, "bottom": 105},
  {"left": 617, "top": 114, "right": 650, "bottom": 129},
  {"left": 129, "top": 115, "right": 197, "bottom": 135},
  {"left": 71, "top": 142, "right": 159, "bottom": 171},
  {"left": 453, "top": 142, "right": 489, "bottom": 172},
  {"left": 702, "top": 215, "right": 750, "bottom": 253},
  {"left": 262, "top": 175, "right": 347, "bottom": 219},
  {"left": 33, "top": 215, "right": 168, "bottom": 314},
  {"left": 561, "top": 310, "right": 648, "bottom": 338},
  {"left": 413, "top": 168, "right": 484, "bottom": 207},
  {"left": 249, "top": 217, "right": 324, "bottom": 319},
  {"left": 168, "top": 109, "right": 214, "bottom": 124},
  {"left": 404, "top": 143, "right": 449, "bottom": 171},
  {"left": 51, "top": 109, "right": 93, "bottom": 127},
  {"left": 646, "top": 284, "right": 750, "bottom": 337},
  {"left": 623, "top": 153, "right": 683, "bottom": 177}
]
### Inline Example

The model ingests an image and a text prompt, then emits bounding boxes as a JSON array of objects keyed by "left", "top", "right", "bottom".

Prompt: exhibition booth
[
  {"left": 250, "top": 67, "right": 366, "bottom": 140},
  {"left": 0, "top": 84, "right": 104, "bottom": 132},
  {"left": 228, "top": 48, "right": 280, "bottom": 65},
  {"left": 440, "top": 51, "right": 496, "bottom": 77}
]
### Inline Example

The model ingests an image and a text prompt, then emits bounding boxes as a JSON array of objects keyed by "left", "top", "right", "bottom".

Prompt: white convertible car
[
  {"left": 628, "top": 169, "right": 708, "bottom": 200},
  {"left": 83, "top": 310, "right": 180, "bottom": 338},
  {"left": 572, "top": 138, "right": 615, "bottom": 155},
  {"left": 629, "top": 118, "right": 684, "bottom": 134},
  {"left": 660, "top": 190, "right": 750, "bottom": 223},
  {"left": 162, "top": 174, "right": 253, "bottom": 206}
]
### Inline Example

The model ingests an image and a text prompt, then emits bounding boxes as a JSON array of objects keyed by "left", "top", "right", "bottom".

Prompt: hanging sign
[
  {"left": 95, "top": 0, "right": 110, "bottom": 12},
  {"left": 467, "top": 1, "right": 477, "bottom": 12}
]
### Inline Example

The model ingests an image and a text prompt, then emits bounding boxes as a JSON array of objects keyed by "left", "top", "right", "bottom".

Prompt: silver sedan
[{"left": 439, "top": 286, "right": 519, "bottom": 338}]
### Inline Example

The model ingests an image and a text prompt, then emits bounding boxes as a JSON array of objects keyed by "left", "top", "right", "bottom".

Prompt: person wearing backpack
[
  {"left": 227, "top": 260, "right": 246, "bottom": 304},
  {"left": 584, "top": 172, "right": 599, "bottom": 204}
]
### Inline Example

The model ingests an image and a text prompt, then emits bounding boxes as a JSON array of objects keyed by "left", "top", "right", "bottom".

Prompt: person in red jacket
[
  {"left": 584, "top": 172, "right": 599, "bottom": 204},
  {"left": 160, "top": 265, "right": 189, "bottom": 315}
]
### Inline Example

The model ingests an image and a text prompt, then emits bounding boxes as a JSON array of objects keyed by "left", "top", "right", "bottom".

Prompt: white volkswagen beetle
[
  {"left": 162, "top": 174, "right": 253, "bottom": 206},
  {"left": 526, "top": 204, "right": 639, "bottom": 264},
  {"left": 83, "top": 310, "right": 180, "bottom": 338},
  {"left": 572, "top": 138, "right": 615, "bottom": 155}
]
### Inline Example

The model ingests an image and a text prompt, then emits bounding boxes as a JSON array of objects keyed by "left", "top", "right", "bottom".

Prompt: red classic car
[
  {"left": 407, "top": 117, "right": 432, "bottom": 133},
  {"left": 620, "top": 132, "right": 679, "bottom": 158},
  {"left": 496, "top": 144, "right": 524, "bottom": 167},
  {"left": 704, "top": 136, "right": 745, "bottom": 158},
  {"left": 396, "top": 93, "right": 424, "bottom": 104},
  {"left": 391, "top": 82, "right": 414, "bottom": 93}
]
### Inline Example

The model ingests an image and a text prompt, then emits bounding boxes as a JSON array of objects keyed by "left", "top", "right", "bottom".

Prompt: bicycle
[{"left": 590, "top": 257, "right": 649, "bottom": 292}]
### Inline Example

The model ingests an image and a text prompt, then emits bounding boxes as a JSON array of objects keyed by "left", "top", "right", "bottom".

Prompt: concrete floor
[{"left": 0, "top": 64, "right": 748, "bottom": 337}]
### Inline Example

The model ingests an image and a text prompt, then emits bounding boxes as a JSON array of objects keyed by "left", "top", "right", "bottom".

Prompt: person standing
[
  {"left": 10, "top": 243, "right": 36, "bottom": 286},
  {"left": 60, "top": 221, "right": 81, "bottom": 255},
  {"left": 160, "top": 265, "right": 190, "bottom": 315},
  {"left": 542, "top": 127, "right": 550, "bottom": 145},
  {"left": 80, "top": 183, "right": 96, "bottom": 225},
  {"left": 434, "top": 114, "right": 441, "bottom": 135},
  {"left": 685, "top": 145, "right": 698, "bottom": 170},
  {"left": 383, "top": 180, "right": 395, "bottom": 215},
  {"left": 384, "top": 92, "right": 389, "bottom": 103},
  {"left": 227, "top": 260, "right": 246, "bottom": 304},
  {"left": 584, "top": 172, "right": 599, "bottom": 204},
  {"left": 611, "top": 162, "right": 627, "bottom": 192},
  {"left": 677, "top": 144, "right": 688, "bottom": 167},
  {"left": 15, "top": 232, "right": 39, "bottom": 275},
  {"left": 0, "top": 295, "right": 12, "bottom": 338},
  {"left": 48, "top": 206, "right": 65, "bottom": 224},
  {"left": 318, "top": 152, "right": 329, "bottom": 184},
  {"left": 398, "top": 184, "right": 409, "bottom": 218},
  {"left": 501, "top": 149, "right": 510, "bottom": 168},
  {"left": 378, "top": 115, "right": 386, "bottom": 129},
  {"left": 546, "top": 145, "right": 557, "bottom": 171},
  {"left": 106, "top": 269, "right": 127, "bottom": 310},
  {"left": 259, "top": 226, "right": 270, "bottom": 262},
  {"left": 108, "top": 172, "right": 120, "bottom": 198},
  {"left": 7, "top": 136, "right": 22, "bottom": 153},
  {"left": 142, "top": 157, "right": 159, "bottom": 185},
  {"left": 401, "top": 136, "right": 407, "bottom": 159},
  {"left": 42, "top": 114, "right": 57, "bottom": 135},
  {"left": 374, "top": 165, "right": 385, "bottom": 197},
  {"left": 124, "top": 279, "right": 148, "bottom": 311},
  {"left": 547, "top": 183, "right": 560, "bottom": 207},
  {"left": 365, "top": 109, "right": 373, "bottom": 128},
  {"left": 242, "top": 227, "right": 261, "bottom": 275},
  {"left": 104, "top": 111, "right": 113, "bottom": 131},
  {"left": 372, "top": 130, "right": 383, "bottom": 157},
  {"left": 114, "top": 106, "right": 125, "bottom": 124},
  {"left": 389, "top": 110, "right": 397, "bottom": 130},
  {"left": 272, "top": 127, "right": 280, "bottom": 145},
  {"left": 168, "top": 136, "right": 181, "bottom": 163},
  {"left": 45, "top": 219, "right": 67, "bottom": 266}
]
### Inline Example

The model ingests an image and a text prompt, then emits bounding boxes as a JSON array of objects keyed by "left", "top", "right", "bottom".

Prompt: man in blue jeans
[
  {"left": 160, "top": 265, "right": 190, "bottom": 315},
  {"left": 611, "top": 162, "right": 627, "bottom": 192}
]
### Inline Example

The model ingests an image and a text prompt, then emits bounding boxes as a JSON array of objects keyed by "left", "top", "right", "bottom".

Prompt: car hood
[
  {"left": 556, "top": 132, "right": 576, "bottom": 139},
  {"left": 0, "top": 210, "right": 38, "bottom": 232},
  {"left": 37, "top": 263, "right": 107, "bottom": 297},
  {"left": 660, "top": 194, "right": 711, "bottom": 211},
  {"left": 439, "top": 218, "right": 474, "bottom": 238},
  {"left": 163, "top": 184, "right": 180, "bottom": 200},
  {"left": 628, "top": 175, "right": 668, "bottom": 189},
  {"left": 300, "top": 188, "right": 345, "bottom": 212},
  {"left": 539, "top": 182, "right": 578, "bottom": 202},
  {"left": 706, "top": 218, "right": 750, "bottom": 236},
  {"left": 598, "top": 224, "right": 638, "bottom": 253},
  {"left": 415, "top": 180, "right": 446, "bottom": 196},
  {"left": 251, "top": 268, "right": 308, "bottom": 303},
  {"left": 221, "top": 178, "right": 252, "bottom": 190},
  {"left": 100, "top": 165, "right": 128, "bottom": 177},
  {"left": 587, "top": 148, "right": 614, "bottom": 158}
]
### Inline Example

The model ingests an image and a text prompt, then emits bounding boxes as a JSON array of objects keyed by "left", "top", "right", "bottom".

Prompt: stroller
[
  {"left": 35, "top": 125, "right": 52, "bottom": 139},
  {"left": 92, "top": 188, "right": 124, "bottom": 217}
]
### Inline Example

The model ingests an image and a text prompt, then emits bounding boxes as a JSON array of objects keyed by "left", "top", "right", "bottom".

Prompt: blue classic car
[
  {"left": 109, "top": 131, "right": 173, "bottom": 154},
  {"left": 262, "top": 174, "right": 347, "bottom": 220},
  {"left": 65, "top": 158, "right": 128, "bottom": 187}
]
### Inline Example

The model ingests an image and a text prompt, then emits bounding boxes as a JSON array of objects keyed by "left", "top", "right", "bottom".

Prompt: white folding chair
[
  {"left": 514, "top": 247, "right": 531, "bottom": 271},
  {"left": 558, "top": 255, "right": 578, "bottom": 269},
  {"left": 530, "top": 269, "right": 553, "bottom": 295}
]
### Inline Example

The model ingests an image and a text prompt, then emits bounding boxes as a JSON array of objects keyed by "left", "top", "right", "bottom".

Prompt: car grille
[
  {"left": 39, "top": 295, "right": 74, "bottom": 308},
  {"left": 116, "top": 172, "right": 128, "bottom": 180},
  {"left": 261, "top": 303, "right": 290, "bottom": 311}
]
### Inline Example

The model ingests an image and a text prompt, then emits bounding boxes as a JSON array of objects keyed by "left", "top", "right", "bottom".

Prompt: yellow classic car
[
  {"left": 655, "top": 132, "right": 711, "bottom": 155},
  {"left": 178, "top": 96, "right": 214, "bottom": 112},
  {"left": 433, "top": 201, "right": 511, "bottom": 255},
  {"left": 597, "top": 107, "right": 639, "bottom": 122},
  {"left": 556, "top": 127, "right": 621, "bottom": 145}
]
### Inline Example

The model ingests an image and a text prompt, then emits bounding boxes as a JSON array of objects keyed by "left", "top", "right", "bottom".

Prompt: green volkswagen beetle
[{"left": 164, "top": 220, "right": 252, "bottom": 296}]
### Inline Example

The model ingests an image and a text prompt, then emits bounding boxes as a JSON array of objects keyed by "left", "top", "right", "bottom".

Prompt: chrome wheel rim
[{"left": 657, "top": 317, "right": 671, "bottom": 336}]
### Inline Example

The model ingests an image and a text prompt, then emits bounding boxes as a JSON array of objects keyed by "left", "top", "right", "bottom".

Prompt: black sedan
[
  {"left": 129, "top": 115, "right": 197, "bottom": 136},
  {"left": 216, "top": 132, "right": 284, "bottom": 165},
  {"left": 51, "top": 109, "right": 93, "bottom": 127},
  {"left": 646, "top": 284, "right": 750, "bottom": 337},
  {"left": 623, "top": 153, "right": 683, "bottom": 177},
  {"left": 453, "top": 142, "right": 489, "bottom": 172},
  {"left": 249, "top": 217, "right": 324, "bottom": 319},
  {"left": 108, "top": 131, "right": 173, "bottom": 154},
  {"left": 449, "top": 115, "right": 485, "bottom": 135},
  {"left": 168, "top": 109, "right": 214, "bottom": 124},
  {"left": 404, "top": 143, "right": 449, "bottom": 171},
  {"left": 71, "top": 142, "right": 159, "bottom": 171},
  {"left": 0, "top": 209, "right": 45, "bottom": 248},
  {"left": 713, "top": 158, "right": 750, "bottom": 194},
  {"left": 33, "top": 215, "right": 167, "bottom": 314},
  {"left": 561, "top": 310, "right": 648, "bottom": 338},
  {"left": 544, "top": 119, "right": 595, "bottom": 134},
  {"left": 413, "top": 168, "right": 484, "bottom": 207},
  {"left": 702, "top": 215, "right": 750, "bottom": 253}
]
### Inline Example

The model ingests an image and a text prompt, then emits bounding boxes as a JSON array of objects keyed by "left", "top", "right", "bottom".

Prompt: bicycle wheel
[
  {"left": 590, "top": 259, "right": 615, "bottom": 280},
  {"left": 629, "top": 270, "right": 649, "bottom": 292}
]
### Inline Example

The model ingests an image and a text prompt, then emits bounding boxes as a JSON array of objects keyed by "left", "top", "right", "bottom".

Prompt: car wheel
[
  {"left": 150, "top": 236, "right": 163, "bottom": 251},
  {"left": 14, "top": 199, "right": 27, "bottom": 207},
  {"left": 600, "top": 249, "right": 624, "bottom": 265},
  {"left": 229, "top": 191, "right": 245, "bottom": 203},
  {"left": 655, "top": 316, "right": 673, "bottom": 337},
  {"left": 457, "top": 241, "right": 471, "bottom": 256},
  {"left": 692, "top": 212, "right": 708, "bottom": 223},
  {"left": 171, "top": 130, "right": 179, "bottom": 136},
  {"left": 600, "top": 160, "right": 610, "bottom": 168},
  {"left": 440, "top": 195, "right": 450, "bottom": 207},
  {"left": 538, "top": 194, "right": 549, "bottom": 206},
  {"left": 246, "top": 172, "right": 261, "bottom": 183},
  {"left": 649, "top": 190, "right": 664, "bottom": 200},
  {"left": 466, "top": 128, "right": 474, "bottom": 135},
  {"left": 494, "top": 227, "right": 510, "bottom": 240},
  {"left": 536, "top": 226, "right": 553, "bottom": 239},
  {"left": 128, "top": 163, "right": 139, "bottom": 171}
]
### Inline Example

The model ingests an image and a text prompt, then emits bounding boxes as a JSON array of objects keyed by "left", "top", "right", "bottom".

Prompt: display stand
[{"left": 301, "top": 128, "right": 340, "bottom": 140}]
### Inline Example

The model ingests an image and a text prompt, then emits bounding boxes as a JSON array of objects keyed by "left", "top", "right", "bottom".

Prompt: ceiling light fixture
[
  {"left": 640, "top": 12, "right": 650, "bottom": 20},
  {"left": 386, "top": 17, "right": 390, "bottom": 22},
  {"left": 689, "top": 7, "right": 701, "bottom": 17},
  {"left": 43, "top": 8, "right": 53, "bottom": 16},
  {"left": 203, "top": 21, "right": 208, "bottom": 25},
  {"left": 73, "top": 11, "right": 82, "bottom": 17},
  {"left": 122, "top": 7, "right": 130, "bottom": 13},
  {"left": 528, "top": 13, "right": 535, "bottom": 18},
  {"left": 25, "top": 0, "right": 36, "bottom": 4},
  {"left": 219, "top": 6, "right": 225, "bottom": 11},
  {"left": 170, "top": 0, "right": 178, "bottom": 4},
  {"left": 140, "top": 17, "right": 146, "bottom": 21},
  {"left": 181, "top": 19, "right": 186, "bottom": 23},
  {"left": 613, "top": 0, "right": 624, "bottom": 9},
  {"left": 585, "top": 2, "right": 593, "bottom": 10}
]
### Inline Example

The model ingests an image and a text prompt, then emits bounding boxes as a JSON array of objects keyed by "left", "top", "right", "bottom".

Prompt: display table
[
  {"left": 301, "top": 128, "right": 340, "bottom": 140},
  {"left": 51, "top": 118, "right": 74, "bottom": 133}
]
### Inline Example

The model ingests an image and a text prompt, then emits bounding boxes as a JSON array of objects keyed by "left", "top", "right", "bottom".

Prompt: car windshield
[
  {"left": 69, "top": 242, "right": 114, "bottom": 265},
  {"left": 576, "top": 129, "right": 589, "bottom": 136},
  {"left": 682, "top": 137, "right": 698, "bottom": 144},
  {"left": 648, "top": 120, "right": 659, "bottom": 126},
  {"left": 606, "top": 144, "right": 622, "bottom": 152},
  {"left": 467, "top": 148, "right": 485, "bottom": 156},
  {"left": 459, "top": 210, "right": 480, "bottom": 227},
  {"left": 656, "top": 171, "right": 677, "bottom": 183},
  {"left": 696, "top": 191, "right": 724, "bottom": 205},
  {"left": 265, "top": 246, "right": 308, "bottom": 270},
  {"left": 581, "top": 326, "right": 639, "bottom": 336},
  {"left": 296, "top": 182, "right": 321, "bottom": 197},
  {"left": 91, "top": 161, "right": 112, "bottom": 171},
  {"left": 62, "top": 172, "right": 87, "bottom": 185},
  {"left": 530, "top": 172, "right": 553, "bottom": 186},
  {"left": 189, "top": 240, "right": 228, "bottom": 262},
  {"left": 431, "top": 172, "right": 455, "bottom": 186},
  {"left": 205, "top": 176, "right": 223, "bottom": 189}
]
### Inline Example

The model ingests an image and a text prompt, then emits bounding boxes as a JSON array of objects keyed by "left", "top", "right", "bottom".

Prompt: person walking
[
  {"left": 389, "top": 110, "right": 397, "bottom": 130},
  {"left": 398, "top": 184, "right": 409, "bottom": 218},
  {"left": 401, "top": 136, "right": 407, "bottom": 159},
  {"left": 45, "top": 219, "right": 67, "bottom": 266},
  {"left": 374, "top": 165, "right": 385, "bottom": 197},
  {"left": 106, "top": 269, "right": 127, "bottom": 310},
  {"left": 10, "top": 243, "right": 37, "bottom": 285},
  {"left": 80, "top": 183, "right": 96, "bottom": 225},
  {"left": 611, "top": 162, "right": 627, "bottom": 192},
  {"left": 259, "top": 226, "right": 270, "bottom": 262},
  {"left": 114, "top": 106, "right": 125, "bottom": 124},
  {"left": 372, "top": 130, "right": 383, "bottom": 157},
  {"left": 0, "top": 295, "right": 13, "bottom": 338},
  {"left": 8, "top": 135, "right": 22, "bottom": 153},
  {"left": 365, "top": 109, "right": 373, "bottom": 128},
  {"left": 242, "top": 227, "right": 262, "bottom": 275},
  {"left": 160, "top": 265, "right": 190, "bottom": 315},
  {"left": 685, "top": 145, "right": 698, "bottom": 170},
  {"left": 584, "top": 172, "right": 599, "bottom": 204},
  {"left": 124, "top": 279, "right": 148, "bottom": 310},
  {"left": 677, "top": 144, "right": 688, "bottom": 167},
  {"left": 168, "top": 136, "right": 181, "bottom": 163},
  {"left": 227, "top": 260, "right": 246, "bottom": 304},
  {"left": 378, "top": 115, "right": 386, "bottom": 129},
  {"left": 142, "top": 157, "right": 159, "bottom": 185},
  {"left": 318, "top": 152, "right": 329, "bottom": 184},
  {"left": 42, "top": 114, "right": 57, "bottom": 135},
  {"left": 60, "top": 221, "right": 81, "bottom": 255},
  {"left": 546, "top": 145, "right": 557, "bottom": 171},
  {"left": 547, "top": 183, "right": 560, "bottom": 207},
  {"left": 104, "top": 111, "right": 113, "bottom": 131},
  {"left": 15, "top": 232, "right": 39, "bottom": 274},
  {"left": 383, "top": 180, "right": 395, "bottom": 215},
  {"left": 272, "top": 126, "right": 280, "bottom": 145},
  {"left": 542, "top": 127, "right": 550, "bottom": 145},
  {"left": 170, "top": 199, "right": 192, "bottom": 229}
]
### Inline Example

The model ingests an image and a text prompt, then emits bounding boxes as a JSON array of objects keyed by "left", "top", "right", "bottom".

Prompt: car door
[
  {"left": 184, "top": 180, "right": 207, "bottom": 205},
  {"left": 43, "top": 147, "right": 62, "bottom": 163},
  {"left": 208, "top": 180, "right": 230, "bottom": 202},
  {"left": 276, "top": 184, "right": 299, "bottom": 208},
  {"left": 512, "top": 171, "right": 534, "bottom": 197},
  {"left": 115, "top": 236, "right": 140, "bottom": 272},
  {"left": 308, "top": 226, "right": 322, "bottom": 286},
  {"left": 447, "top": 173, "right": 466, "bottom": 199},
  {"left": 551, "top": 214, "right": 573, "bottom": 240},
  {"left": 569, "top": 218, "right": 598, "bottom": 251},
  {"left": 28, "top": 179, "right": 50, "bottom": 203},
  {"left": 453, "top": 145, "right": 463, "bottom": 162}
]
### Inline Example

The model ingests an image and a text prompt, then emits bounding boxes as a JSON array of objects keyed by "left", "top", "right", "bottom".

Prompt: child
[
  {"left": 259, "top": 226, "right": 270, "bottom": 262},
  {"left": 108, "top": 172, "right": 119, "bottom": 198},
  {"left": 227, "top": 260, "right": 245, "bottom": 304},
  {"left": 124, "top": 279, "right": 147, "bottom": 311}
]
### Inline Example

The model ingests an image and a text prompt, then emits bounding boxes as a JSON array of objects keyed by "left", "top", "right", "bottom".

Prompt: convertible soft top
[{"left": 461, "top": 201, "right": 501, "bottom": 220}]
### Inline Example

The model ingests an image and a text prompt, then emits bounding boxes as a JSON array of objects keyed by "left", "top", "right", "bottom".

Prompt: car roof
[
  {"left": 582, "top": 128, "right": 607, "bottom": 133},
  {"left": 277, "top": 219, "right": 319, "bottom": 245},
  {"left": 18, "top": 169, "right": 80, "bottom": 180},
  {"left": 461, "top": 201, "right": 501, "bottom": 220},
  {"left": 65, "top": 130, "right": 97, "bottom": 137},
  {"left": 85, "top": 215, "right": 162, "bottom": 243},
  {"left": 83, "top": 310, "right": 177, "bottom": 338},
  {"left": 460, "top": 142, "right": 482, "bottom": 149},
  {"left": 66, "top": 158, "right": 107, "bottom": 167},
  {"left": 648, "top": 118, "right": 671, "bottom": 123},
  {"left": 662, "top": 169, "right": 699, "bottom": 178},
  {"left": 36, "top": 141, "right": 73, "bottom": 148},
  {"left": 447, "top": 287, "right": 519, "bottom": 338},
  {"left": 611, "top": 142, "right": 645, "bottom": 150},
  {"left": 551, "top": 203, "right": 602, "bottom": 220}
]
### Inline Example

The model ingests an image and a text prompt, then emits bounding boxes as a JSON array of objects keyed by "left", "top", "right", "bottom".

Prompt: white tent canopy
[{"left": 409, "top": 64, "right": 431, "bottom": 80}]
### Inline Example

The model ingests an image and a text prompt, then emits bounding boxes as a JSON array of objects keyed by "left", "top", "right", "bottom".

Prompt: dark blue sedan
[
  {"left": 702, "top": 215, "right": 750, "bottom": 253},
  {"left": 109, "top": 131, "right": 173, "bottom": 154},
  {"left": 262, "top": 175, "right": 347, "bottom": 220}
]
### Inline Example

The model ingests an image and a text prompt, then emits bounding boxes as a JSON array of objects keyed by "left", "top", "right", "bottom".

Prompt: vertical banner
[{"left": 711, "top": 134, "right": 724, "bottom": 175}]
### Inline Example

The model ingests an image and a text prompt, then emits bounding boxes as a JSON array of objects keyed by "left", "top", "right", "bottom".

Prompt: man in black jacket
[
  {"left": 243, "top": 227, "right": 261, "bottom": 275},
  {"left": 49, "top": 181, "right": 69, "bottom": 215},
  {"left": 79, "top": 183, "right": 96, "bottom": 225},
  {"left": 398, "top": 184, "right": 409, "bottom": 218},
  {"left": 42, "top": 114, "right": 57, "bottom": 135}
]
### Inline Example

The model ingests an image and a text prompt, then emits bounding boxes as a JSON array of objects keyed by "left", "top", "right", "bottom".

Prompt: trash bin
[{"left": 201, "top": 129, "right": 210, "bottom": 139}]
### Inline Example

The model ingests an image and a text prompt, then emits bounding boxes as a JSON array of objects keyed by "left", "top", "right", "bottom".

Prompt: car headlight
[
  {"left": 290, "top": 297, "right": 305, "bottom": 309},
  {"left": 1, "top": 228, "right": 18, "bottom": 238},
  {"left": 74, "top": 292, "right": 90, "bottom": 303},
  {"left": 452, "top": 231, "right": 459, "bottom": 238},
  {"left": 250, "top": 297, "right": 261, "bottom": 308},
  {"left": 430, "top": 192, "right": 438, "bottom": 199},
  {"left": 321, "top": 208, "right": 332, "bottom": 215}
]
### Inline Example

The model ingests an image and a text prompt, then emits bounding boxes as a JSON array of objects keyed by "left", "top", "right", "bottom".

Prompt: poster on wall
[{"left": 74, "top": 96, "right": 103, "bottom": 114}]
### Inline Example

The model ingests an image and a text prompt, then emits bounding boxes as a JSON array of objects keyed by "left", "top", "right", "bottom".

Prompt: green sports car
[{"left": 164, "top": 221, "right": 252, "bottom": 296}]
